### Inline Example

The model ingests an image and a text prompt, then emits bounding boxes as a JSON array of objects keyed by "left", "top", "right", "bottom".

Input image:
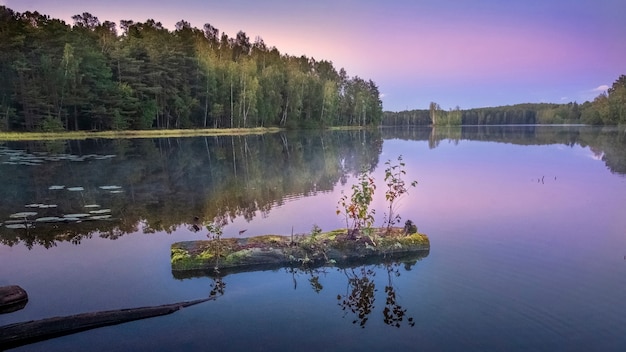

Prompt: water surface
[{"left": 1, "top": 126, "right": 625, "bottom": 351}]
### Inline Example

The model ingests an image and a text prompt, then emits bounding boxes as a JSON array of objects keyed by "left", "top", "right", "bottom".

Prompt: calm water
[{"left": 1, "top": 126, "right": 626, "bottom": 351}]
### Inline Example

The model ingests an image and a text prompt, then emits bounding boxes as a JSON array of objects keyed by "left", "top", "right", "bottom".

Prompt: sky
[{"left": 3, "top": 0, "right": 625, "bottom": 111}]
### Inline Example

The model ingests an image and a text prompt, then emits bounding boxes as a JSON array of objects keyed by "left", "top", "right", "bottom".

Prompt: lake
[{"left": 1, "top": 125, "right": 626, "bottom": 351}]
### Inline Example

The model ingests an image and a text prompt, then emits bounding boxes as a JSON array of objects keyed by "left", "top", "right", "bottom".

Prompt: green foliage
[
  {"left": 580, "top": 75, "right": 626, "bottom": 125},
  {"left": 40, "top": 116, "right": 64, "bottom": 132},
  {"left": 384, "top": 102, "right": 587, "bottom": 126},
  {"left": 170, "top": 247, "right": 190, "bottom": 264},
  {"left": 383, "top": 155, "right": 417, "bottom": 233},
  {"left": 0, "top": 5, "right": 383, "bottom": 132},
  {"left": 337, "top": 156, "right": 419, "bottom": 240},
  {"left": 337, "top": 170, "right": 376, "bottom": 235},
  {"left": 310, "top": 224, "right": 322, "bottom": 240}
]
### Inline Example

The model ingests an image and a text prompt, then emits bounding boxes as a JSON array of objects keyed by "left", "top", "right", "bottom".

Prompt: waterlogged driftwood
[
  {"left": 0, "top": 297, "right": 212, "bottom": 350},
  {"left": 171, "top": 228, "right": 430, "bottom": 277},
  {"left": 0, "top": 286, "right": 28, "bottom": 314}
]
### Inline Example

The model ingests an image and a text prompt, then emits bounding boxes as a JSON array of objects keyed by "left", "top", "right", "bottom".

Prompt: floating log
[
  {"left": 171, "top": 227, "right": 430, "bottom": 277},
  {"left": 0, "top": 297, "right": 212, "bottom": 350},
  {"left": 0, "top": 285, "right": 28, "bottom": 314}
]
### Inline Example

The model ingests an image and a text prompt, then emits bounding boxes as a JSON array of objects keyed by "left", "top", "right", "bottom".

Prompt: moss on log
[{"left": 171, "top": 228, "right": 430, "bottom": 277}]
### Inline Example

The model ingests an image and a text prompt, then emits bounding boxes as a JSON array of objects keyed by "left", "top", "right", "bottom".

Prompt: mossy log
[
  {"left": 0, "top": 298, "right": 212, "bottom": 350},
  {"left": 171, "top": 227, "right": 430, "bottom": 277},
  {"left": 0, "top": 286, "right": 28, "bottom": 314}
]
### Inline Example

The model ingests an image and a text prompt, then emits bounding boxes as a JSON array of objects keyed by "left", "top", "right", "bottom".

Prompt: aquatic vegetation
[
  {"left": 35, "top": 217, "right": 63, "bottom": 223},
  {"left": 9, "top": 212, "right": 37, "bottom": 218},
  {"left": 89, "top": 215, "right": 112, "bottom": 220},
  {"left": 89, "top": 209, "right": 111, "bottom": 214},
  {"left": 99, "top": 186, "right": 122, "bottom": 190},
  {"left": 25, "top": 204, "right": 57, "bottom": 209},
  {"left": 0, "top": 146, "right": 117, "bottom": 166},
  {"left": 5, "top": 224, "right": 27, "bottom": 229}
]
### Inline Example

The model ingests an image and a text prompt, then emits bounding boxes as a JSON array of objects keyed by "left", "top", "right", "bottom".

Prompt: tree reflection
[
  {"left": 384, "top": 125, "right": 626, "bottom": 174},
  {"left": 338, "top": 266, "right": 377, "bottom": 328},
  {"left": 287, "top": 260, "right": 418, "bottom": 329},
  {"left": 0, "top": 130, "right": 382, "bottom": 247},
  {"left": 382, "top": 263, "right": 415, "bottom": 327},
  {"left": 209, "top": 276, "right": 226, "bottom": 299}
]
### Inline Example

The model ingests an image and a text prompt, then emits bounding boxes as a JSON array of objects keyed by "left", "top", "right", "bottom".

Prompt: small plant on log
[
  {"left": 205, "top": 221, "right": 224, "bottom": 272},
  {"left": 336, "top": 169, "right": 376, "bottom": 238},
  {"left": 383, "top": 155, "right": 417, "bottom": 234}
]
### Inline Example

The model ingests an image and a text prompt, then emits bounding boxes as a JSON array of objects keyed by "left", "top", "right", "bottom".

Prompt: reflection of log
[
  {"left": 171, "top": 228, "right": 430, "bottom": 278},
  {"left": 0, "top": 297, "right": 212, "bottom": 350},
  {"left": 0, "top": 285, "right": 28, "bottom": 314}
]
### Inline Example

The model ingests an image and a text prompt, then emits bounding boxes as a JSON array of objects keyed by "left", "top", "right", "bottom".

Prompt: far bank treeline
[
  {"left": 0, "top": 6, "right": 382, "bottom": 132},
  {"left": 384, "top": 75, "right": 626, "bottom": 126}
]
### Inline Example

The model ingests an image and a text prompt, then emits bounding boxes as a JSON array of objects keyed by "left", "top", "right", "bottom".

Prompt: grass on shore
[{"left": 0, "top": 127, "right": 284, "bottom": 141}]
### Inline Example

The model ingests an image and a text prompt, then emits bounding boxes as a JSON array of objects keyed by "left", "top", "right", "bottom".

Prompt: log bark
[{"left": 0, "top": 297, "right": 212, "bottom": 350}]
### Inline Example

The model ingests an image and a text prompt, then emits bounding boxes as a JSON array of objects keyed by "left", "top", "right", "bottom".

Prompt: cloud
[{"left": 592, "top": 85, "right": 609, "bottom": 92}]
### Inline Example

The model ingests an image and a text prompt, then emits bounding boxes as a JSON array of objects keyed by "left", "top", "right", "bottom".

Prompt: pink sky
[{"left": 4, "top": 0, "right": 625, "bottom": 111}]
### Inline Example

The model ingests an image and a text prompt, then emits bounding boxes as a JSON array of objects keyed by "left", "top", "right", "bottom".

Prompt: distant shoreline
[{"left": 0, "top": 127, "right": 283, "bottom": 141}]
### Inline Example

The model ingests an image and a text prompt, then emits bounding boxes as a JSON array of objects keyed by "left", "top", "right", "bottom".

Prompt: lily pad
[
  {"left": 5, "top": 224, "right": 28, "bottom": 229},
  {"left": 9, "top": 212, "right": 38, "bottom": 218},
  {"left": 89, "top": 215, "right": 112, "bottom": 220},
  {"left": 99, "top": 185, "right": 122, "bottom": 190},
  {"left": 26, "top": 204, "right": 58, "bottom": 209},
  {"left": 35, "top": 217, "right": 64, "bottom": 223}
]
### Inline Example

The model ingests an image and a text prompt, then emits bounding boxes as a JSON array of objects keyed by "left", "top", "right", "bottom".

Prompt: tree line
[
  {"left": 0, "top": 6, "right": 383, "bottom": 132},
  {"left": 383, "top": 102, "right": 583, "bottom": 126},
  {"left": 383, "top": 75, "right": 626, "bottom": 126}
]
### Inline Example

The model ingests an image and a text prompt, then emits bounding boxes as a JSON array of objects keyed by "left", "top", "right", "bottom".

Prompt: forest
[
  {"left": 0, "top": 6, "right": 383, "bottom": 132},
  {"left": 1, "top": 6, "right": 623, "bottom": 133},
  {"left": 383, "top": 75, "right": 626, "bottom": 127}
]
